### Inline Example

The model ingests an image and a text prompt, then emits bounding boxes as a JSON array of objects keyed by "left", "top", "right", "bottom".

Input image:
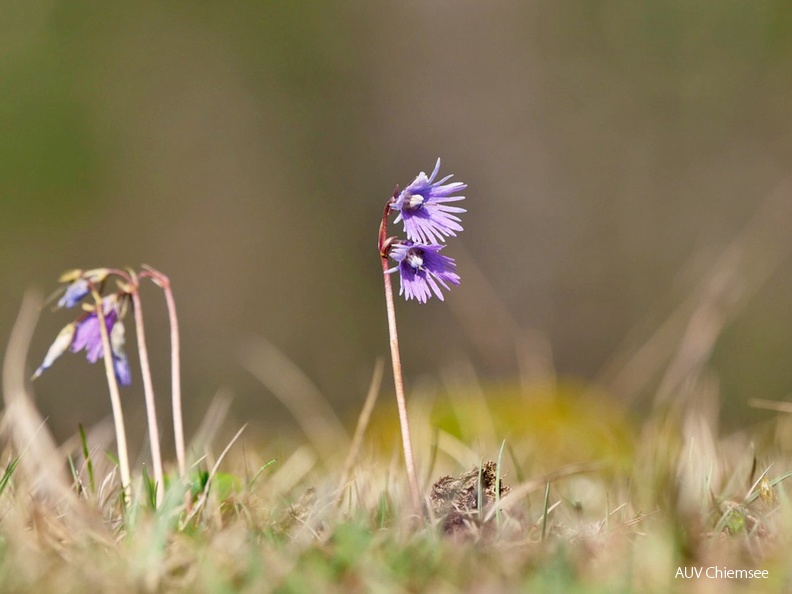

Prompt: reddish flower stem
[
  {"left": 379, "top": 196, "right": 422, "bottom": 517},
  {"left": 162, "top": 279, "right": 185, "bottom": 477},
  {"left": 129, "top": 281, "right": 165, "bottom": 506},
  {"left": 141, "top": 268, "right": 186, "bottom": 478}
]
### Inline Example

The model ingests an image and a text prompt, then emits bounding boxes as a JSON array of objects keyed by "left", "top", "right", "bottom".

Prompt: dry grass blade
[
  {"left": 188, "top": 388, "right": 233, "bottom": 460},
  {"left": 436, "top": 429, "right": 481, "bottom": 468},
  {"left": 744, "top": 466, "right": 772, "bottom": 502},
  {"left": 2, "top": 292, "right": 81, "bottom": 512},
  {"left": 596, "top": 174, "right": 792, "bottom": 402},
  {"left": 484, "top": 461, "right": 608, "bottom": 522},
  {"left": 183, "top": 424, "right": 247, "bottom": 523},
  {"left": 447, "top": 244, "right": 555, "bottom": 381},
  {"left": 337, "top": 358, "right": 384, "bottom": 505},
  {"left": 748, "top": 398, "right": 792, "bottom": 414},
  {"left": 1, "top": 292, "right": 112, "bottom": 544},
  {"left": 241, "top": 335, "right": 349, "bottom": 455},
  {"left": 269, "top": 445, "right": 317, "bottom": 499}
]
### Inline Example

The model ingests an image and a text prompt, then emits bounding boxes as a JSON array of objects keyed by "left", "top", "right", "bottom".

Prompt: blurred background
[{"left": 3, "top": 1, "right": 792, "bottom": 454}]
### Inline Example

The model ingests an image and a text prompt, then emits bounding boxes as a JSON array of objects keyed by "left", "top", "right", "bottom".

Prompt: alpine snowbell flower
[
  {"left": 33, "top": 322, "right": 77, "bottom": 379},
  {"left": 376, "top": 158, "right": 468, "bottom": 515},
  {"left": 35, "top": 267, "right": 141, "bottom": 497},
  {"left": 56, "top": 268, "right": 110, "bottom": 308},
  {"left": 58, "top": 278, "right": 90, "bottom": 308},
  {"left": 70, "top": 296, "right": 131, "bottom": 386},
  {"left": 392, "top": 158, "right": 467, "bottom": 244},
  {"left": 34, "top": 294, "right": 131, "bottom": 386},
  {"left": 387, "top": 241, "right": 460, "bottom": 303}
]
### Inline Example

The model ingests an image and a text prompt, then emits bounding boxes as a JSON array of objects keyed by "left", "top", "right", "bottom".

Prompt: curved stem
[
  {"left": 163, "top": 281, "right": 185, "bottom": 477},
  {"left": 105, "top": 268, "right": 134, "bottom": 285},
  {"left": 91, "top": 288, "right": 132, "bottom": 501},
  {"left": 377, "top": 190, "right": 398, "bottom": 256},
  {"left": 130, "top": 286, "right": 165, "bottom": 506},
  {"left": 141, "top": 267, "right": 186, "bottom": 478}
]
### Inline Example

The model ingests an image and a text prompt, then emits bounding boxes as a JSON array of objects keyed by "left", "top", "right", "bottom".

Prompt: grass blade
[
  {"left": 0, "top": 456, "right": 20, "bottom": 497},
  {"left": 78, "top": 424, "right": 95, "bottom": 495},
  {"left": 541, "top": 481, "right": 550, "bottom": 541},
  {"left": 496, "top": 439, "right": 506, "bottom": 527}
]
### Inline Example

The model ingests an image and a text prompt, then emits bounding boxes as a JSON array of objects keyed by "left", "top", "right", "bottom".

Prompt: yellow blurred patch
[{"left": 365, "top": 378, "right": 634, "bottom": 473}]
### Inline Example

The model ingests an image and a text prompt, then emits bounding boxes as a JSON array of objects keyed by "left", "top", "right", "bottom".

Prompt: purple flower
[
  {"left": 58, "top": 278, "right": 90, "bottom": 308},
  {"left": 110, "top": 320, "right": 131, "bottom": 386},
  {"left": 392, "top": 159, "right": 467, "bottom": 244},
  {"left": 387, "top": 241, "right": 460, "bottom": 303},
  {"left": 57, "top": 268, "right": 110, "bottom": 309},
  {"left": 70, "top": 302, "right": 116, "bottom": 363},
  {"left": 34, "top": 295, "right": 131, "bottom": 386},
  {"left": 70, "top": 297, "right": 131, "bottom": 386}
]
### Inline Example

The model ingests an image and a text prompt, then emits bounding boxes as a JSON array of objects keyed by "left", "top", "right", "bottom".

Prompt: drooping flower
[
  {"left": 57, "top": 268, "right": 110, "bottom": 309},
  {"left": 392, "top": 158, "right": 467, "bottom": 244},
  {"left": 387, "top": 241, "right": 460, "bottom": 303},
  {"left": 34, "top": 294, "right": 132, "bottom": 386},
  {"left": 109, "top": 315, "right": 131, "bottom": 386},
  {"left": 33, "top": 322, "right": 77, "bottom": 379},
  {"left": 58, "top": 278, "right": 90, "bottom": 308},
  {"left": 70, "top": 300, "right": 116, "bottom": 363},
  {"left": 70, "top": 296, "right": 131, "bottom": 385}
]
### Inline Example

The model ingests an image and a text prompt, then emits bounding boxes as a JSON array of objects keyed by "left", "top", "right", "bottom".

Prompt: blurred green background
[{"left": 3, "top": 1, "right": 792, "bottom": 449}]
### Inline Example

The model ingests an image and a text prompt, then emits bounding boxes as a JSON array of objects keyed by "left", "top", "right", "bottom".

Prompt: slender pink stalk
[
  {"left": 162, "top": 278, "right": 185, "bottom": 477},
  {"left": 141, "top": 267, "right": 186, "bottom": 478},
  {"left": 90, "top": 287, "right": 132, "bottom": 499},
  {"left": 379, "top": 198, "right": 422, "bottom": 516},
  {"left": 381, "top": 261, "right": 422, "bottom": 515},
  {"left": 130, "top": 285, "right": 165, "bottom": 506}
]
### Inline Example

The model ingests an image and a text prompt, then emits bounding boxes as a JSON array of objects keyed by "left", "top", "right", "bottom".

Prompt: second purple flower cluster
[
  {"left": 34, "top": 269, "right": 132, "bottom": 386},
  {"left": 386, "top": 159, "right": 467, "bottom": 303}
]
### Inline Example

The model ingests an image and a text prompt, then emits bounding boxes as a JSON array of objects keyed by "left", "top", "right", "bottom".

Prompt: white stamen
[
  {"left": 406, "top": 249, "right": 424, "bottom": 270},
  {"left": 404, "top": 193, "right": 425, "bottom": 210}
]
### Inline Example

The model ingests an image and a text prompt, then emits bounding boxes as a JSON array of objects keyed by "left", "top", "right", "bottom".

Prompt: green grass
[
  {"left": 3, "top": 283, "right": 792, "bottom": 593},
  {"left": 1, "top": 385, "right": 792, "bottom": 594}
]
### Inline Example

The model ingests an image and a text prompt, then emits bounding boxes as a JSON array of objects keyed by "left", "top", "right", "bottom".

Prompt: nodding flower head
[
  {"left": 110, "top": 316, "right": 131, "bottom": 386},
  {"left": 392, "top": 158, "right": 467, "bottom": 244},
  {"left": 387, "top": 240, "right": 460, "bottom": 303},
  {"left": 34, "top": 293, "right": 131, "bottom": 386},
  {"left": 70, "top": 295, "right": 131, "bottom": 385},
  {"left": 33, "top": 323, "right": 77, "bottom": 380},
  {"left": 57, "top": 268, "right": 110, "bottom": 309}
]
